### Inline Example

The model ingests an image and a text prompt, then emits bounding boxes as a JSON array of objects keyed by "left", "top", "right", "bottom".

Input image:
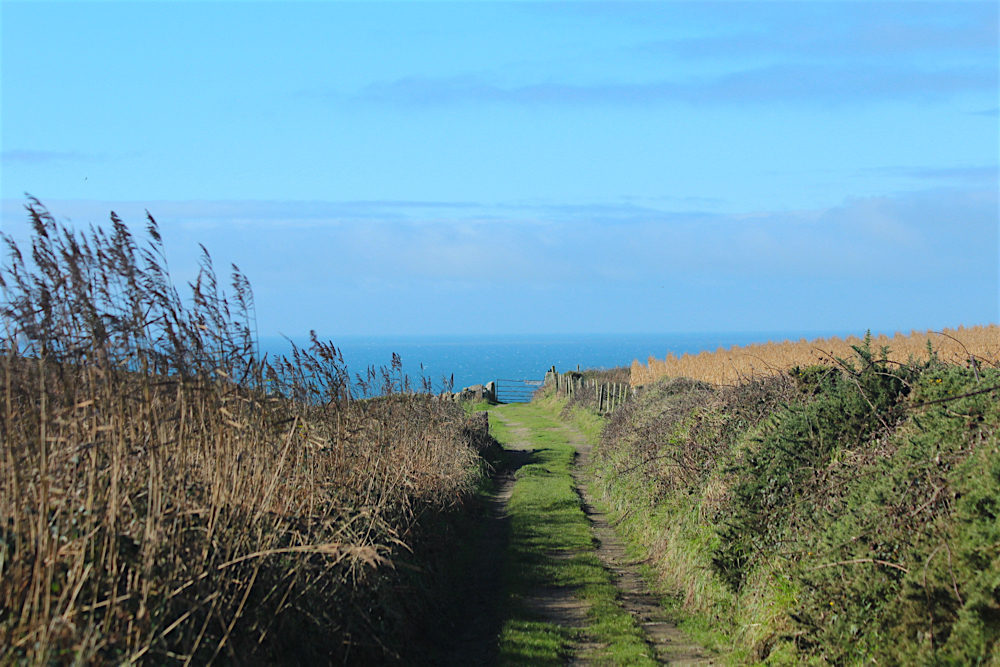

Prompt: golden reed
[{"left": 632, "top": 324, "right": 999, "bottom": 387}]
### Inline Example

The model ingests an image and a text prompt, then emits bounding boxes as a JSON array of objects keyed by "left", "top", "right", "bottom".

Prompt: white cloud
[{"left": 4, "top": 187, "right": 995, "bottom": 323}]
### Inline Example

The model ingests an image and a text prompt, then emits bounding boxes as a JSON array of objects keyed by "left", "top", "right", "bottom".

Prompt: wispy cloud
[
  {"left": 7, "top": 186, "right": 992, "bottom": 285},
  {"left": 1, "top": 149, "right": 94, "bottom": 164},
  {"left": 333, "top": 3, "right": 996, "bottom": 110},
  {"left": 642, "top": 10, "right": 997, "bottom": 61},
  {"left": 0, "top": 198, "right": 491, "bottom": 230},
  {"left": 4, "top": 187, "right": 995, "bottom": 333},
  {"left": 350, "top": 63, "right": 995, "bottom": 108},
  {"left": 971, "top": 106, "right": 1000, "bottom": 116},
  {"left": 859, "top": 165, "right": 999, "bottom": 186}
]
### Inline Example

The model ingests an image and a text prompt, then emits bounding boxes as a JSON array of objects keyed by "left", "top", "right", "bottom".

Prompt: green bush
[
  {"left": 790, "top": 363, "right": 1000, "bottom": 663},
  {"left": 713, "top": 339, "right": 916, "bottom": 592},
  {"left": 590, "top": 336, "right": 1000, "bottom": 663}
]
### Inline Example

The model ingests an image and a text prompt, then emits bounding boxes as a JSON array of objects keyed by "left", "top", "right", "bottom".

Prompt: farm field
[{"left": 632, "top": 324, "right": 1000, "bottom": 386}]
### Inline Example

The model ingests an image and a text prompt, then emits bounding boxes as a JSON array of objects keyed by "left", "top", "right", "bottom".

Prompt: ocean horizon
[{"left": 260, "top": 330, "right": 856, "bottom": 395}]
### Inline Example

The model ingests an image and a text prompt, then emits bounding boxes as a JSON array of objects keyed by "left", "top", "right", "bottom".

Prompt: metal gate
[{"left": 495, "top": 379, "right": 544, "bottom": 403}]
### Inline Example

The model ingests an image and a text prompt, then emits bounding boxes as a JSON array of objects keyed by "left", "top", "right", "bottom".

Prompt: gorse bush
[
  {"left": 713, "top": 335, "right": 917, "bottom": 591},
  {"left": 788, "top": 362, "right": 1000, "bottom": 663},
  {"left": 591, "top": 335, "right": 1000, "bottom": 663},
  {"left": 0, "top": 200, "right": 486, "bottom": 663},
  {"left": 598, "top": 377, "right": 716, "bottom": 497}
]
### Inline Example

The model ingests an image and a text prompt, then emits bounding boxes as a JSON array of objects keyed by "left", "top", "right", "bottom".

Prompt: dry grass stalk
[
  {"left": 0, "top": 200, "right": 482, "bottom": 663},
  {"left": 632, "top": 325, "right": 999, "bottom": 387}
]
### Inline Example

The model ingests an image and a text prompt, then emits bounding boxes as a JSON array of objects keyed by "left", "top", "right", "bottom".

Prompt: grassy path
[{"left": 488, "top": 401, "right": 712, "bottom": 665}]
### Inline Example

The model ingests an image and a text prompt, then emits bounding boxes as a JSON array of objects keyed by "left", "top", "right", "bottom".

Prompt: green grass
[
  {"left": 542, "top": 389, "right": 745, "bottom": 662},
  {"left": 463, "top": 398, "right": 496, "bottom": 414},
  {"left": 489, "top": 402, "right": 656, "bottom": 666}
]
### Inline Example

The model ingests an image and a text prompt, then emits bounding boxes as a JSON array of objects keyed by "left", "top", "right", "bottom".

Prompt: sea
[{"left": 259, "top": 331, "right": 848, "bottom": 395}]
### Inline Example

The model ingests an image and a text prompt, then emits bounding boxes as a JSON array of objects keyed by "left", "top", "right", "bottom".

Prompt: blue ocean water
[{"left": 260, "top": 331, "right": 846, "bottom": 395}]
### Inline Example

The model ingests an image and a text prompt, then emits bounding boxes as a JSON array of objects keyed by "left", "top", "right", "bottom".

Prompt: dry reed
[{"left": 0, "top": 199, "right": 482, "bottom": 663}]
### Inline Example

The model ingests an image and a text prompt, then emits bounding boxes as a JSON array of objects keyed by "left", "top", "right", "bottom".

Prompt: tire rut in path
[
  {"left": 435, "top": 423, "right": 527, "bottom": 666},
  {"left": 442, "top": 412, "right": 589, "bottom": 665},
  {"left": 561, "top": 422, "right": 715, "bottom": 666},
  {"left": 491, "top": 413, "right": 592, "bottom": 634}
]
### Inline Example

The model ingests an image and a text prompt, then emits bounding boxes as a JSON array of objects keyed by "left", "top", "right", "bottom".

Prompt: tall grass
[
  {"left": 632, "top": 325, "right": 1000, "bottom": 387},
  {"left": 0, "top": 199, "right": 483, "bottom": 663}
]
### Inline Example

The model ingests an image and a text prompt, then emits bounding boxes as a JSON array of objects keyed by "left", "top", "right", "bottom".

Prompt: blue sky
[{"left": 2, "top": 1, "right": 997, "bottom": 338}]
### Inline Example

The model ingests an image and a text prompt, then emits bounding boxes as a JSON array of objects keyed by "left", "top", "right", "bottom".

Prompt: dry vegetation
[
  {"left": 632, "top": 325, "right": 999, "bottom": 386},
  {"left": 0, "top": 200, "right": 486, "bottom": 663}
]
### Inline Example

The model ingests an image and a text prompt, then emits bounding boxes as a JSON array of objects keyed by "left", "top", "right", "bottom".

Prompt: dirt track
[
  {"left": 483, "top": 409, "right": 714, "bottom": 665},
  {"left": 563, "top": 422, "right": 714, "bottom": 665},
  {"left": 435, "top": 427, "right": 526, "bottom": 666}
]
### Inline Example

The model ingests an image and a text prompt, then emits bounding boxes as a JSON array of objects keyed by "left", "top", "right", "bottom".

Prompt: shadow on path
[
  {"left": 440, "top": 409, "right": 714, "bottom": 665},
  {"left": 434, "top": 420, "right": 534, "bottom": 665}
]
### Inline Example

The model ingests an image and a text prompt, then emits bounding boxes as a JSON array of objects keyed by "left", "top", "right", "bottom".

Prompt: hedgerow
[{"left": 591, "top": 335, "right": 1000, "bottom": 663}]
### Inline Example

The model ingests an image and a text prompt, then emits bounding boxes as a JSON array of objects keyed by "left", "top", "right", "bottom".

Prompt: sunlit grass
[{"left": 491, "top": 403, "right": 656, "bottom": 665}]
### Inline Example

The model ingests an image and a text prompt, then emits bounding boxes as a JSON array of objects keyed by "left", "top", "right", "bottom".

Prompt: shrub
[
  {"left": 712, "top": 336, "right": 920, "bottom": 590},
  {"left": 592, "top": 335, "right": 1000, "bottom": 662},
  {"left": 789, "top": 363, "right": 1000, "bottom": 663}
]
